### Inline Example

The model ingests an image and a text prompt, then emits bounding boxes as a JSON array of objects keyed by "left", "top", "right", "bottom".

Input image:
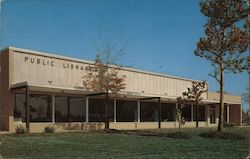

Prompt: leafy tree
[
  {"left": 83, "top": 28, "right": 126, "bottom": 130},
  {"left": 195, "top": 0, "right": 249, "bottom": 131},
  {"left": 178, "top": 81, "right": 207, "bottom": 128}
]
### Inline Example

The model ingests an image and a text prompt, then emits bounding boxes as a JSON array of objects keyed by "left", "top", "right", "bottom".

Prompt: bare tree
[
  {"left": 83, "top": 28, "right": 127, "bottom": 130},
  {"left": 176, "top": 97, "right": 186, "bottom": 131},
  {"left": 195, "top": 0, "right": 249, "bottom": 131}
]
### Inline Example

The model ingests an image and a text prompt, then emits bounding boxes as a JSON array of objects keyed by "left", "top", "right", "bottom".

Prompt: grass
[{"left": 1, "top": 127, "right": 250, "bottom": 159}]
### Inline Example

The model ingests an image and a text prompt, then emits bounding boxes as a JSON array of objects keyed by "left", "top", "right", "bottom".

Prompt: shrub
[
  {"left": 15, "top": 125, "right": 26, "bottom": 134},
  {"left": 44, "top": 125, "right": 55, "bottom": 133},
  {"left": 199, "top": 131, "right": 245, "bottom": 140}
]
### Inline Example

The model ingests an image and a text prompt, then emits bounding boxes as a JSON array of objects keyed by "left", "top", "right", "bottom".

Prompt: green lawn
[{"left": 1, "top": 127, "right": 250, "bottom": 159}]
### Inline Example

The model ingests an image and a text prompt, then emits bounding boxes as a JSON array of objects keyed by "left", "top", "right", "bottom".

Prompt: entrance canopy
[
  {"left": 10, "top": 81, "right": 174, "bottom": 102},
  {"left": 10, "top": 81, "right": 241, "bottom": 105}
]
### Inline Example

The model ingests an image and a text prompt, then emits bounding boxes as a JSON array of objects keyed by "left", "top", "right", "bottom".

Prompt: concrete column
[
  {"left": 191, "top": 104, "right": 193, "bottom": 122},
  {"left": 67, "top": 97, "right": 70, "bottom": 121},
  {"left": 175, "top": 103, "right": 178, "bottom": 127},
  {"left": 175, "top": 103, "right": 178, "bottom": 119},
  {"left": 137, "top": 100, "right": 140, "bottom": 122},
  {"left": 227, "top": 104, "right": 230, "bottom": 123},
  {"left": 158, "top": 98, "right": 161, "bottom": 129},
  {"left": 206, "top": 105, "right": 210, "bottom": 127},
  {"left": 114, "top": 99, "right": 117, "bottom": 123},
  {"left": 52, "top": 95, "right": 55, "bottom": 123},
  {"left": 26, "top": 86, "right": 30, "bottom": 133},
  {"left": 86, "top": 97, "right": 89, "bottom": 122}
]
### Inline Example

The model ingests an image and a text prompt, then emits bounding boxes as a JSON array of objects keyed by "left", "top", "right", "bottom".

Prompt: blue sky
[{"left": 0, "top": 0, "right": 249, "bottom": 110}]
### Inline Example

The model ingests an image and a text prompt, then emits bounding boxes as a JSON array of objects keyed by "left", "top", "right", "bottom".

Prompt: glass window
[
  {"left": 161, "top": 103, "right": 176, "bottom": 121},
  {"left": 55, "top": 96, "right": 68, "bottom": 122},
  {"left": 182, "top": 105, "right": 191, "bottom": 121},
  {"left": 14, "top": 94, "right": 26, "bottom": 122},
  {"left": 14, "top": 94, "right": 52, "bottom": 122},
  {"left": 14, "top": 94, "right": 86, "bottom": 123},
  {"left": 140, "top": 101, "right": 158, "bottom": 122},
  {"left": 193, "top": 105, "right": 206, "bottom": 121},
  {"left": 29, "top": 94, "right": 52, "bottom": 122},
  {"left": 89, "top": 98, "right": 114, "bottom": 122},
  {"left": 69, "top": 97, "right": 86, "bottom": 122},
  {"left": 116, "top": 100, "right": 138, "bottom": 122}
]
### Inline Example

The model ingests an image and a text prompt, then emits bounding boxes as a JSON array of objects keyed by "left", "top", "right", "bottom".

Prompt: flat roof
[{"left": 2, "top": 46, "right": 205, "bottom": 83}]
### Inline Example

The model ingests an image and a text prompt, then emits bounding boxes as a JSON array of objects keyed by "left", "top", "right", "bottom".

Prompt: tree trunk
[
  {"left": 195, "top": 102, "right": 199, "bottom": 128},
  {"left": 178, "top": 115, "right": 181, "bottom": 132},
  {"left": 105, "top": 91, "right": 109, "bottom": 131},
  {"left": 218, "top": 65, "right": 224, "bottom": 132}
]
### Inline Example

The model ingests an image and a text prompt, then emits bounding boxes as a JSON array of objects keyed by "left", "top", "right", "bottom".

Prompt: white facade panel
[{"left": 10, "top": 50, "right": 208, "bottom": 99}]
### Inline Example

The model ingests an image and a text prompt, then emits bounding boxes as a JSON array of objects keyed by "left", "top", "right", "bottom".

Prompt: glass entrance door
[{"left": 210, "top": 106, "right": 216, "bottom": 124}]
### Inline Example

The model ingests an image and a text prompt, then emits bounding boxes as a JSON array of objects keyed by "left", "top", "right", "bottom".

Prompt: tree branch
[{"left": 208, "top": 64, "right": 220, "bottom": 83}]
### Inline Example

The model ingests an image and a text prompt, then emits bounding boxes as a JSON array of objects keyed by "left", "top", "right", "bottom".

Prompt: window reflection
[
  {"left": 14, "top": 94, "right": 52, "bottom": 122},
  {"left": 193, "top": 105, "right": 206, "bottom": 121},
  {"left": 117, "top": 100, "right": 137, "bottom": 122},
  {"left": 14, "top": 94, "right": 206, "bottom": 123},
  {"left": 29, "top": 94, "right": 52, "bottom": 122},
  {"left": 140, "top": 102, "right": 158, "bottom": 122},
  {"left": 161, "top": 103, "right": 176, "bottom": 121},
  {"left": 89, "top": 98, "right": 114, "bottom": 122},
  {"left": 14, "top": 94, "right": 26, "bottom": 122},
  {"left": 55, "top": 96, "right": 68, "bottom": 122},
  {"left": 182, "top": 105, "right": 191, "bottom": 121},
  {"left": 69, "top": 97, "right": 86, "bottom": 122}
]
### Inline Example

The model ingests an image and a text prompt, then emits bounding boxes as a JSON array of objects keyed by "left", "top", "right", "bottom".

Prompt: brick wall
[{"left": 229, "top": 104, "right": 241, "bottom": 126}]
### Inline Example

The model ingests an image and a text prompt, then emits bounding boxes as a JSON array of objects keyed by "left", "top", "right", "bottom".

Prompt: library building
[{"left": 0, "top": 47, "right": 242, "bottom": 132}]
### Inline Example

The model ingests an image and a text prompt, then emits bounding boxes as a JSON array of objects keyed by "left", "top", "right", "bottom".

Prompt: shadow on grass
[
  {"left": 4, "top": 128, "right": 247, "bottom": 141},
  {"left": 199, "top": 131, "right": 246, "bottom": 140},
  {"left": 106, "top": 129, "right": 246, "bottom": 140},
  {"left": 105, "top": 129, "right": 191, "bottom": 139}
]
